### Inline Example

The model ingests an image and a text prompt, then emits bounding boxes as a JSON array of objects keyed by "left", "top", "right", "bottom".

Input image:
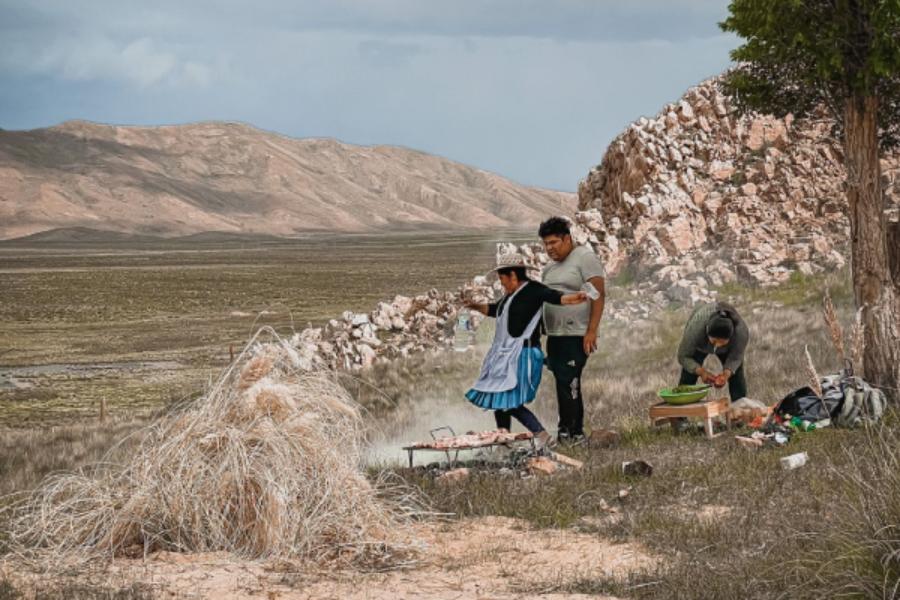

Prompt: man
[
  {"left": 539, "top": 217, "right": 606, "bottom": 444},
  {"left": 676, "top": 302, "right": 750, "bottom": 401}
]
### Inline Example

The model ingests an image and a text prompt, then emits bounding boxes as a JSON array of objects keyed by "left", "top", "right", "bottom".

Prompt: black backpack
[{"left": 776, "top": 374, "right": 885, "bottom": 426}]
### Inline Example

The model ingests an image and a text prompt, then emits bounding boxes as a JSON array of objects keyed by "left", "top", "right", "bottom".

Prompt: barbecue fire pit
[{"left": 401, "top": 427, "right": 536, "bottom": 468}]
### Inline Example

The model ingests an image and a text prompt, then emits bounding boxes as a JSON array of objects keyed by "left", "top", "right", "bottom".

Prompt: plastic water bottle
[
  {"left": 453, "top": 312, "right": 474, "bottom": 352},
  {"left": 780, "top": 452, "right": 808, "bottom": 470},
  {"left": 581, "top": 281, "right": 600, "bottom": 300},
  {"left": 790, "top": 417, "right": 817, "bottom": 432}
]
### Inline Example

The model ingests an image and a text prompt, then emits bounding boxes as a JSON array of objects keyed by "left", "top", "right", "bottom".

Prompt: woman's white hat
[
  {"left": 491, "top": 251, "right": 531, "bottom": 271},
  {"left": 487, "top": 250, "right": 540, "bottom": 279}
]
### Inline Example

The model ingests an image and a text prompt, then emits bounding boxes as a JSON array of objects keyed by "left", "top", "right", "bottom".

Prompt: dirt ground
[{"left": 2, "top": 516, "right": 653, "bottom": 600}]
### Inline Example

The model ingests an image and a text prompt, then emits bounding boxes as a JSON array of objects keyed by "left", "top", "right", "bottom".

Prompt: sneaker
[
  {"left": 672, "top": 419, "right": 704, "bottom": 435},
  {"left": 557, "top": 432, "right": 587, "bottom": 447},
  {"left": 672, "top": 418, "right": 692, "bottom": 434}
]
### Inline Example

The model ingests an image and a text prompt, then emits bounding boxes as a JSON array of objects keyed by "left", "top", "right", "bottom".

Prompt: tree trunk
[
  {"left": 889, "top": 220, "right": 900, "bottom": 286},
  {"left": 843, "top": 95, "right": 900, "bottom": 401}
]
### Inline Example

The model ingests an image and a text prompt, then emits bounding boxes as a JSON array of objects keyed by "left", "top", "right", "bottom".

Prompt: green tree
[{"left": 722, "top": 0, "right": 900, "bottom": 399}]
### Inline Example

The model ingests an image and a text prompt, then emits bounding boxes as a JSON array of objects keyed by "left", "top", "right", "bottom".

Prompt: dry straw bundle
[{"left": 4, "top": 328, "right": 418, "bottom": 568}]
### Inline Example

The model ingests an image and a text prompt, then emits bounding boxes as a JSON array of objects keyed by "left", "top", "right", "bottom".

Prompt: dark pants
[
  {"left": 678, "top": 351, "right": 748, "bottom": 400},
  {"left": 545, "top": 336, "right": 589, "bottom": 437},
  {"left": 494, "top": 406, "right": 544, "bottom": 434}
]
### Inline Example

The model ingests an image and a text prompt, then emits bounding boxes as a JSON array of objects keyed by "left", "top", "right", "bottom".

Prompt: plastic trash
[
  {"left": 581, "top": 281, "right": 600, "bottom": 300},
  {"left": 780, "top": 452, "right": 808, "bottom": 470},
  {"left": 453, "top": 312, "right": 475, "bottom": 352},
  {"left": 621, "top": 460, "right": 654, "bottom": 477}
]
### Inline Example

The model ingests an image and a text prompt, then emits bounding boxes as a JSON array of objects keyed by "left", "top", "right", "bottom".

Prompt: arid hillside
[{"left": 0, "top": 121, "right": 575, "bottom": 239}]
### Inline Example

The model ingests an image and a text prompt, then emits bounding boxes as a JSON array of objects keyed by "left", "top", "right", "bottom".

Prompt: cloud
[
  {"left": 3, "top": 34, "right": 215, "bottom": 89},
  {"left": 0, "top": 0, "right": 738, "bottom": 190},
  {"left": 1, "top": 0, "right": 731, "bottom": 43},
  {"left": 358, "top": 39, "right": 425, "bottom": 68}
]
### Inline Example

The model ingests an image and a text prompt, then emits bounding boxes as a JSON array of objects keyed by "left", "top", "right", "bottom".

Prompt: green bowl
[{"left": 658, "top": 384, "right": 711, "bottom": 405}]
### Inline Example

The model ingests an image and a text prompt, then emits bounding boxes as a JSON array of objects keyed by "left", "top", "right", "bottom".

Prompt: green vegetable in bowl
[{"left": 672, "top": 384, "right": 710, "bottom": 394}]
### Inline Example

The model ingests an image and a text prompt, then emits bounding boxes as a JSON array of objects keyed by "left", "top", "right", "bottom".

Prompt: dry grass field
[
  {"left": 0, "top": 232, "right": 526, "bottom": 425},
  {"left": 0, "top": 237, "right": 897, "bottom": 599},
  {"left": 360, "top": 273, "right": 899, "bottom": 599}
]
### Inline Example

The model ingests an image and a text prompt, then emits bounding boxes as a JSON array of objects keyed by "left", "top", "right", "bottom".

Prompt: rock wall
[
  {"left": 291, "top": 76, "right": 900, "bottom": 369},
  {"left": 577, "top": 76, "right": 899, "bottom": 306}
]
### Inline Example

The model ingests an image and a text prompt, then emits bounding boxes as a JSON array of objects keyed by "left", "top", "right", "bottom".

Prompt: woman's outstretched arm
[
  {"left": 560, "top": 291, "right": 589, "bottom": 305},
  {"left": 463, "top": 299, "right": 494, "bottom": 316}
]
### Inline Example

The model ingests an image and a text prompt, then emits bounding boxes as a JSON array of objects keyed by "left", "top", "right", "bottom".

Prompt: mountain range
[{"left": 0, "top": 120, "right": 575, "bottom": 240}]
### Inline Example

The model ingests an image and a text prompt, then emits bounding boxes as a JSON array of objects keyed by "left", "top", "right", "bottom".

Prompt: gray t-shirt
[{"left": 541, "top": 245, "right": 606, "bottom": 336}]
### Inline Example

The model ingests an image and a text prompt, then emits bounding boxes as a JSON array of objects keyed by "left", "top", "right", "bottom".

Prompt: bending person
[
  {"left": 676, "top": 302, "right": 750, "bottom": 401},
  {"left": 464, "top": 255, "right": 587, "bottom": 447}
]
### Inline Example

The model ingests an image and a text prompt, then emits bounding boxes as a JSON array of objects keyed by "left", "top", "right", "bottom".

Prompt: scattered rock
[
  {"left": 735, "top": 435, "right": 764, "bottom": 450},
  {"left": 549, "top": 451, "right": 584, "bottom": 470},
  {"left": 621, "top": 460, "right": 654, "bottom": 477},
  {"left": 589, "top": 429, "right": 621, "bottom": 449},
  {"left": 526, "top": 456, "right": 559, "bottom": 476},
  {"left": 437, "top": 467, "right": 470, "bottom": 484}
]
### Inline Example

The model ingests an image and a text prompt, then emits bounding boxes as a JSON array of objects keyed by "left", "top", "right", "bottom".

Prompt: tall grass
[
  {"left": 386, "top": 273, "right": 900, "bottom": 597},
  {"left": 782, "top": 422, "right": 900, "bottom": 599},
  {"left": 4, "top": 271, "right": 895, "bottom": 597}
]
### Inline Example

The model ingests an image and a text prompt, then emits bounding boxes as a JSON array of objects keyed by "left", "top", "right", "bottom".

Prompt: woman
[
  {"left": 464, "top": 254, "right": 588, "bottom": 447},
  {"left": 676, "top": 301, "right": 750, "bottom": 401}
]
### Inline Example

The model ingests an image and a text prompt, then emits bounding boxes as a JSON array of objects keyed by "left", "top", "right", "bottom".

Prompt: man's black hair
[
  {"left": 538, "top": 216, "right": 571, "bottom": 238},
  {"left": 497, "top": 266, "right": 530, "bottom": 281}
]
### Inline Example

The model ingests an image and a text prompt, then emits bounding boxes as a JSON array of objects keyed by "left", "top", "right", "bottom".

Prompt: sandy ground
[{"left": 3, "top": 516, "right": 653, "bottom": 600}]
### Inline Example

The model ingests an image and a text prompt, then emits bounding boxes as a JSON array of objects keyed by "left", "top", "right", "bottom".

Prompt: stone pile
[
  {"left": 289, "top": 288, "right": 493, "bottom": 370},
  {"left": 575, "top": 76, "right": 899, "bottom": 309},
  {"left": 289, "top": 75, "right": 900, "bottom": 368}
]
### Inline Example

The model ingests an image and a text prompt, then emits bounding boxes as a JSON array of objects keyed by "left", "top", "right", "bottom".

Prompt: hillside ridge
[{"left": 0, "top": 120, "right": 575, "bottom": 240}]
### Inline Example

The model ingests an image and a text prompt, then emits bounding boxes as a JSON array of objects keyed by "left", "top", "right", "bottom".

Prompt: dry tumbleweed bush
[
  {"left": 849, "top": 306, "right": 866, "bottom": 372},
  {"left": 804, "top": 344, "right": 824, "bottom": 398},
  {"left": 822, "top": 290, "right": 846, "bottom": 363},
  {"left": 4, "top": 328, "right": 420, "bottom": 568}
]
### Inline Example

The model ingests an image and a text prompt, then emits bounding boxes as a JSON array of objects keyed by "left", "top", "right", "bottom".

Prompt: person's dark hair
[
  {"left": 538, "top": 217, "right": 571, "bottom": 239},
  {"left": 497, "top": 266, "right": 530, "bottom": 281},
  {"left": 706, "top": 314, "right": 735, "bottom": 340}
]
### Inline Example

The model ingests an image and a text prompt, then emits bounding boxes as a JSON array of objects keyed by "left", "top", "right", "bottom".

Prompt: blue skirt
[{"left": 465, "top": 347, "right": 544, "bottom": 411}]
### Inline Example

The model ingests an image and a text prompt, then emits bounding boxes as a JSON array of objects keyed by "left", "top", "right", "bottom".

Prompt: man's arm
[{"left": 583, "top": 276, "right": 605, "bottom": 354}]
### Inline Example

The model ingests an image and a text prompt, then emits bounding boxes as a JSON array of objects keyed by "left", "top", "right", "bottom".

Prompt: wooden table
[{"left": 649, "top": 397, "right": 731, "bottom": 439}]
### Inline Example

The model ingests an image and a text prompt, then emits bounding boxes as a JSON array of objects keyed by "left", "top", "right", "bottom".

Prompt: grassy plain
[
  {"left": 1, "top": 235, "right": 897, "bottom": 599},
  {"left": 0, "top": 232, "right": 527, "bottom": 425},
  {"left": 370, "top": 273, "right": 899, "bottom": 599}
]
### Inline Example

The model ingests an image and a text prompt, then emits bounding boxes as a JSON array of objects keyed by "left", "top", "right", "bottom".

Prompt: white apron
[{"left": 470, "top": 282, "right": 543, "bottom": 393}]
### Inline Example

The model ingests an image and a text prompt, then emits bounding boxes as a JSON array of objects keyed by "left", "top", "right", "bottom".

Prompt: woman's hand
[
  {"left": 561, "top": 291, "right": 589, "bottom": 305},
  {"left": 713, "top": 370, "right": 731, "bottom": 389},
  {"left": 696, "top": 368, "right": 717, "bottom": 385},
  {"left": 463, "top": 300, "right": 489, "bottom": 315}
]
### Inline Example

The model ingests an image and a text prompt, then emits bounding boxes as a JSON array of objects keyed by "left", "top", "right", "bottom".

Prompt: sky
[{"left": 0, "top": 1, "right": 738, "bottom": 191}]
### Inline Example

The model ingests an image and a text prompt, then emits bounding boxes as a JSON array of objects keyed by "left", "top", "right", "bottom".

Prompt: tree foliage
[{"left": 720, "top": 0, "right": 900, "bottom": 148}]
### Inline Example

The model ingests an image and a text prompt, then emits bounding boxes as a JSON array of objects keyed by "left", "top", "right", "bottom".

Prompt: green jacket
[{"left": 677, "top": 302, "right": 749, "bottom": 373}]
